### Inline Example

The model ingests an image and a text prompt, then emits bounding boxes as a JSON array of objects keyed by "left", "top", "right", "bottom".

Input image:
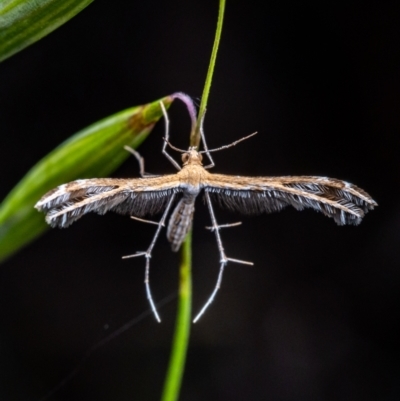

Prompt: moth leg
[
  {"left": 129, "top": 216, "right": 164, "bottom": 225},
  {"left": 205, "top": 221, "right": 242, "bottom": 230},
  {"left": 122, "top": 194, "right": 176, "bottom": 322},
  {"left": 198, "top": 110, "right": 216, "bottom": 169},
  {"left": 160, "top": 101, "right": 182, "bottom": 171},
  {"left": 193, "top": 193, "right": 253, "bottom": 323},
  {"left": 123, "top": 146, "right": 158, "bottom": 177},
  {"left": 162, "top": 138, "right": 186, "bottom": 153}
]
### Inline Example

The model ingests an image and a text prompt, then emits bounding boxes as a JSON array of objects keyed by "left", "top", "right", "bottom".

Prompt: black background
[{"left": 1, "top": 1, "right": 399, "bottom": 400}]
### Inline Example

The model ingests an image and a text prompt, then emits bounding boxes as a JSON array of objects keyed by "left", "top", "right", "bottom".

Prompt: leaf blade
[
  {"left": 0, "top": 0, "right": 94, "bottom": 62},
  {"left": 0, "top": 95, "right": 174, "bottom": 263}
]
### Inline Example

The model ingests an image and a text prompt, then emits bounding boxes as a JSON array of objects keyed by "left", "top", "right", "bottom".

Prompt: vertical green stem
[
  {"left": 191, "top": 0, "right": 226, "bottom": 148},
  {"left": 161, "top": 232, "right": 192, "bottom": 401},
  {"left": 161, "top": 1, "right": 226, "bottom": 401}
]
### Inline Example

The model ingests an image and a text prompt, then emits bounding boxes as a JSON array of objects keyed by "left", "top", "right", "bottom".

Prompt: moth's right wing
[
  {"left": 35, "top": 176, "right": 182, "bottom": 228},
  {"left": 203, "top": 174, "right": 377, "bottom": 225}
]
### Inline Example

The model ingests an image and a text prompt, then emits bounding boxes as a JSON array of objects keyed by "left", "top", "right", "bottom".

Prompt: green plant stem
[
  {"left": 191, "top": 0, "right": 226, "bottom": 148},
  {"left": 161, "top": 1, "right": 226, "bottom": 400},
  {"left": 161, "top": 231, "right": 192, "bottom": 401}
]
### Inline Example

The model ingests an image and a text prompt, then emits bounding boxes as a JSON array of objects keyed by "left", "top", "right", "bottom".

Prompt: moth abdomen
[{"left": 167, "top": 196, "right": 195, "bottom": 252}]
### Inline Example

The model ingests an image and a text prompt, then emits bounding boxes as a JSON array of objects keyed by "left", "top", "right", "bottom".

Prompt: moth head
[{"left": 182, "top": 148, "right": 203, "bottom": 166}]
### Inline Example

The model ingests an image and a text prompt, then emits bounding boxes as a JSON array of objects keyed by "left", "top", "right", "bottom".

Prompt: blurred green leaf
[
  {"left": 0, "top": 95, "right": 174, "bottom": 263},
  {"left": 0, "top": 0, "right": 94, "bottom": 62}
]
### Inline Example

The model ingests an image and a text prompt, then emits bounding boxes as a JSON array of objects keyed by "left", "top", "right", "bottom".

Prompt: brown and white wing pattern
[
  {"left": 203, "top": 175, "right": 377, "bottom": 225},
  {"left": 35, "top": 176, "right": 182, "bottom": 228}
]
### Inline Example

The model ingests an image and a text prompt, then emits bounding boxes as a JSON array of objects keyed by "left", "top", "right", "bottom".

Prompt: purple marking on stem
[{"left": 171, "top": 92, "right": 197, "bottom": 135}]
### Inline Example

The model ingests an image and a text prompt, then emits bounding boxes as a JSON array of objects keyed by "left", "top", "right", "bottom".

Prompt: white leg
[
  {"left": 160, "top": 102, "right": 181, "bottom": 171},
  {"left": 193, "top": 192, "right": 253, "bottom": 323},
  {"left": 124, "top": 146, "right": 158, "bottom": 177},
  {"left": 198, "top": 110, "right": 216, "bottom": 169},
  {"left": 122, "top": 194, "right": 176, "bottom": 322},
  {"left": 130, "top": 215, "right": 164, "bottom": 225},
  {"left": 205, "top": 221, "right": 242, "bottom": 230}
]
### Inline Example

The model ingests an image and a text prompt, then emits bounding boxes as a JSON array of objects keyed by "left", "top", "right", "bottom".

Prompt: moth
[{"left": 35, "top": 92, "right": 377, "bottom": 322}]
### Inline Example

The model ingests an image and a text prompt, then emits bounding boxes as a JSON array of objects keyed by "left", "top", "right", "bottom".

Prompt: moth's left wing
[
  {"left": 203, "top": 175, "right": 377, "bottom": 225},
  {"left": 35, "top": 176, "right": 182, "bottom": 228}
]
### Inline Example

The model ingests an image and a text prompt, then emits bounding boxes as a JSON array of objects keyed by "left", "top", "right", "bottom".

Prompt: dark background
[{"left": 0, "top": 1, "right": 399, "bottom": 400}]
